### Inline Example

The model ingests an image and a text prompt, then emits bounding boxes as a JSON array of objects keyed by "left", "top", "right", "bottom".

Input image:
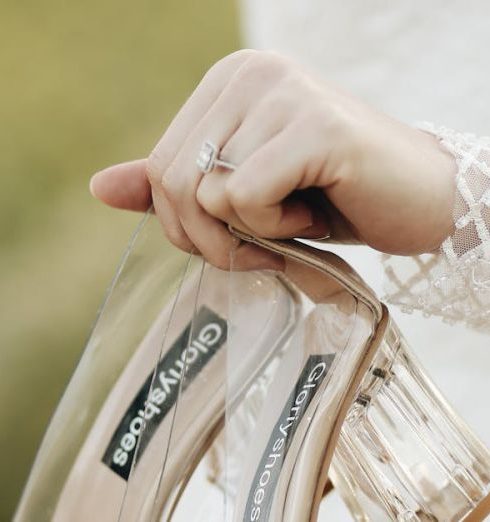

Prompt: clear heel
[{"left": 331, "top": 320, "right": 490, "bottom": 521}]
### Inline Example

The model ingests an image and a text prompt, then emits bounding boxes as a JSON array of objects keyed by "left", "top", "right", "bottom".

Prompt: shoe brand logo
[
  {"left": 244, "top": 354, "right": 335, "bottom": 521},
  {"left": 101, "top": 306, "right": 227, "bottom": 480}
]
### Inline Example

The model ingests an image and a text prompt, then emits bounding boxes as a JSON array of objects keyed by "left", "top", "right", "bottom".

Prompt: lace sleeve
[{"left": 382, "top": 123, "right": 490, "bottom": 330}]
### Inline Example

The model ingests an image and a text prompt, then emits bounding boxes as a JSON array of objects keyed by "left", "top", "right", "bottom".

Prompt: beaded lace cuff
[{"left": 382, "top": 123, "right": 490, "bottom": 329}]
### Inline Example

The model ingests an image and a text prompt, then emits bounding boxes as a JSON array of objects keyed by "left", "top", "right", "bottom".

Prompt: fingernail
[
  {"left": 307, "top": 232, "right": 331, "bottom": 241},
  {"left": 89, "top": 169, "right": 107, "bottom": 198},
  {"left": 289, "top": 204, "right": 314, "bottom": 233},
  {"left": 296, "top": 221, "right": 331, "bottom": 240}
]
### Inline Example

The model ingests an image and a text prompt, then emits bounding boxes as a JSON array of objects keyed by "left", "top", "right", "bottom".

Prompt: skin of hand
[{"left": 90, "top": 49, "right": 456, "bottom": 271}]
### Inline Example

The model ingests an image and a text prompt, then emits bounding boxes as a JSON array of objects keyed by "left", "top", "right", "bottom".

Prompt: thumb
[{"left": 90, "top": 159, "right": 152, "bottom": 212}]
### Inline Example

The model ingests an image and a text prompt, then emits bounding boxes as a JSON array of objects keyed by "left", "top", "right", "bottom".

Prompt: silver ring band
[{"left": 196, "top": 141, "right": 237, "bottom": 174}]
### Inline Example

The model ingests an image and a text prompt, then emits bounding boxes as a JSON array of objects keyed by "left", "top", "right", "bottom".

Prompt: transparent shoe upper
[{"left": 15, "top": 214, "right": 302, "bottom": 522}]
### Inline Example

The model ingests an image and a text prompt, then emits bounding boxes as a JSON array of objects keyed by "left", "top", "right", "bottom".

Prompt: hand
[{"left": 90, "top": 49, "right": 456, "bottom": 270}]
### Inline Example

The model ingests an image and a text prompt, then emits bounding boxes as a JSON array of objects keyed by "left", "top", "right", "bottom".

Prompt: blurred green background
[{"left": 0, "top": 1, "right": 239, "bottom": 518}]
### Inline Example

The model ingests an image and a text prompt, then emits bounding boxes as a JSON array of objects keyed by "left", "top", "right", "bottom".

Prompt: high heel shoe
[
  {"left": 15, "top": 217, "right": 490, "bottom": 521},
  {"left": 219, "top": 230, "right": 490, "bottom": 521}
]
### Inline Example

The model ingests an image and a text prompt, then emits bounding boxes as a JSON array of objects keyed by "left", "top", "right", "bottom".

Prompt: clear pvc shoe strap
[{"left": 15, "top": 213, "right": 201, "bottom": 522}]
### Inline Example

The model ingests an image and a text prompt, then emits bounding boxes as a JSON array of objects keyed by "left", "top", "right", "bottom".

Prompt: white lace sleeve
[{"left": 382, "top": 123, "right": 490, "bottom": 329}]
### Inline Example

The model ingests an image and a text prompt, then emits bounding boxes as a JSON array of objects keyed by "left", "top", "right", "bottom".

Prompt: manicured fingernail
[
  {"left": 307, "top": 232, "right": 331, "bottom": 241},
  {"left": 88, "top": 171, "right": 103, "bottom": 198},
  {"left": 278, "top": 200, "right": 314, "bottom": 236},
  {"left": 296, "top": 221, "right": 330, "bottom": 240},
  {"left": 291, "top": 204, "right": 314, "bottom": 232},
  {"left": 89, "top": 169, "right": 107, "bottom": 198}
]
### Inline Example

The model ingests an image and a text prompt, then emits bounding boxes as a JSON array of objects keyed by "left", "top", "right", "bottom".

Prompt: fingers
[
  {"left": 152, "top": 187, "right": 195, "bottom": 253},
  {"left": 227, "top": 122, "right": 331, "bottom": 238},
  {"left": 90, "top": 51, "right": 332, "bottom": 269},
  {"left": 195, "top": 93, "right": 289, "bottom": 226},
  {"left": 153, "top": 54, "right": 292, "bottom": 269},
  {"left": 163, "top": 134, "right": 285, "bottom": 269},
  {"left": 196, "top": 89, "right": 329, "bottom": 239},
  {"left": 146, "top": 50, "right": 257, "bottom": 265},
  {"left": 90, "top": 159, "right": 152, "bottom": 212},
  {"left": 157, "top": 93, "right": 243, "bottom": 268},
  {"left": 89, "top": 51, "right": 288, "bottom": 269},
  {"left": 90, "top": 158, "right": 195, "bottom": 251},
  {"left": 198, "top": 122, "right": 330, "bottom": 239},
  {"left": 146, "top": 49, "right": 257, "bottom": 186}
]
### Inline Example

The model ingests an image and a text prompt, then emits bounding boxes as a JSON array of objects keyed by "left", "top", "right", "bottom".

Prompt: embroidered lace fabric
[{"left": 382, "top": 123, "right": 490, "bottom": 330}]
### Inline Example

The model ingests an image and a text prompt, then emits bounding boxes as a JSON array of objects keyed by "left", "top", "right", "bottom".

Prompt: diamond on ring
[
  {"left": 196, "top": 141, "right": 218, "bottom": 174},
  {"left": 196, "top": 141, "right": 237, "bottom": 174}
]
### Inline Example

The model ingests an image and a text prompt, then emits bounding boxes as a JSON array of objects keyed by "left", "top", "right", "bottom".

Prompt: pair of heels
[{"left": 14, "top": 214, "right": 490, "bottom": 521}]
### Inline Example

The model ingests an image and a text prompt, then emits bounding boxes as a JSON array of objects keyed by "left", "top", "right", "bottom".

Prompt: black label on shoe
[
  {"left": 244, "top": 353, "right": 336, "bottom": 521},
  {"left": 102, "top": 306, "right": 227, "bottom": 480}
]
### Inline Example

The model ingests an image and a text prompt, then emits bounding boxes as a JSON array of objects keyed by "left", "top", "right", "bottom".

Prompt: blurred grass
[{"left": 0, "top": 0, "right": 239, "bottom": 518}]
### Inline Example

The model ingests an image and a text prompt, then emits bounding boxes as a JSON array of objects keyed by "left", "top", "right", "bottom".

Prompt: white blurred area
[{"left": 235, "top": 1, "right": 490, "bottom": 519}]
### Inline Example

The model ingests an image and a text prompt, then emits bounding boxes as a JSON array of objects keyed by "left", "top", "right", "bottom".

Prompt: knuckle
[
  {"left": 196, "top": 184, "right": 226, "bottom": 219},
  {"left": 227, "top": 48, "right": 258, "bottom": 63},
  {"left": 146, "top": 150, "right": 163, "bottom": 185},
  {"left": 278, "top": 70, "right": 304, "bottom": 93},
  {"left": 261, "top": 89, "right": 295, "bottom": 121},
  {"left": 147, "top": 147, "right": 174, "bottom": 186},
  {"left": 225, "top": 179, "right": 251, "bottom": 211},
  {"left": 279, "top": 72, "right": 317, "bottom": 110},
  {"left": 159, "top": 165, "right": 180, "bottom": 204},
  {"left": 234, "top": 50, "right": 290, "bottom": 84},
  {"left": 164, "top": 225, "right": 191, "bottom": 252},
  {"left": 203, "top": 49, "right": 257, "bottom": 83},
  {"left": 251, "top": 50, "right": 288, "bottom": 69}
]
